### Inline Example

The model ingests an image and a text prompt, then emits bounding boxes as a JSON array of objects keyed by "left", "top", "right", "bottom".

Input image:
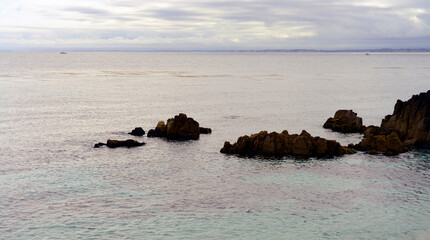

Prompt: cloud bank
[{"left": 0, "top": 0, "right": 429, "bottom": 50}]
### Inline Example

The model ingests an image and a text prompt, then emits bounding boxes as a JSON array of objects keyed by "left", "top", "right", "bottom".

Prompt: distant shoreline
[{"left": 1, "top": 48, "right": 430, "bottom": 53}]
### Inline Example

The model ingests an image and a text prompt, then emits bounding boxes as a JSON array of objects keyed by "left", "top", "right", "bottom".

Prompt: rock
[
  {"left": 128, "top": 127, "right": 145, "bottom": 136},
  {"left": 166, "top": 113, "right": 199, "bottom": 140},
  {"left": 148, "top": 114, "right": 210, "bottom": 140},
  {"left": 199, "top": 127, "right": 212, "bottom": 134},
  {"left": 147, "top": 121, "right": 167, "bottom": 138},
  {"left": 94, "top": 139, "right": 145, "bottom": 148},
  {"left": 220, "top": 130, "right": 355, "bottom": 158},
  {"left": 323, "top": 110, "right": 364, "bottom": 133},
  {"left": 94, "top": 142, "right": 106, "bottom": 148},
  {"left": 362, "top": 125, "right": 393, "bottom": 137},
  {"left": 381, "top": 90, "right": 430, "bottom": 147},
  {"left": 353, "top": 131, "right": 407, "bottom": 156},
  {"left": 106, "top": 139, "right": 145, "bottom": 148}
]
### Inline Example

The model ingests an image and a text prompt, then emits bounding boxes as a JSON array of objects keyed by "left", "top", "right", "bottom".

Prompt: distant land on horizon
[
  {"left": 229, "top": 48, "right": 430, "bottom": 53},
  {"left": 2, "top": 48, "right": 430, "bottom": 53}
]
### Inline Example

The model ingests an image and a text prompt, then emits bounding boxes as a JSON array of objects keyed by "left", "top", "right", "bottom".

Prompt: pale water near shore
[{"left": 0, "top": 52, "right": 430, "bottom": 239}]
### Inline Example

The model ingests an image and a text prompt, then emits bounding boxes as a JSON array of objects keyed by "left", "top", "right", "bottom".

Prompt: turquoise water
[{"left": 0, "top": 52, "right": 430, "bottom": 239}]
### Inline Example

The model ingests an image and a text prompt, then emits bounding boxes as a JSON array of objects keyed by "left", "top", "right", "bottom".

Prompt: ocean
[{"left": 0, "top": 52, "right": 429, "bottom": 239}]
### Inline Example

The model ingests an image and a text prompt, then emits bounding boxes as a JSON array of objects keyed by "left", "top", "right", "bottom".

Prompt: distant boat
[
  {"left": 60, "top": 52, "right": 67, "bottom": 54},
  {"left": 365, "top": 53, "right": 370, "bottom": 55}
]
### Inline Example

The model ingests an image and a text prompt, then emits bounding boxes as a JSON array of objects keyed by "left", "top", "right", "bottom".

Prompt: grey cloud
[
  {"left": 63, "top": 7, "right": 111, "bottom": 16},
  {"left": 149, "top": 9, "right": 204, "bottom": 21},
  {"left": 1, "top": 0, "right": 430, "bottom": 50}
]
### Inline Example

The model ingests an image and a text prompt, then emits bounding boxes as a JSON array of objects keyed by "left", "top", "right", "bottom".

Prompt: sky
[{"left": 0, "top": 0, "right": 429, "bottom": 50}]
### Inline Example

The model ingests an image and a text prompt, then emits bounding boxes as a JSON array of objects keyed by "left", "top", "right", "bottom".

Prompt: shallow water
[{"left": 0, "top": 52, "right": 430, "bottom": 239}]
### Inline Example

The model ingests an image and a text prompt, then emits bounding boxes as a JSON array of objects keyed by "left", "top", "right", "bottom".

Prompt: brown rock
[
  {"left": 386, "top": 132, "right": 408, "bottom": 153},
  {"left": 354, "top": 132, "right": 407, "bottom": 156},
  {"left": 148, "top": 114, "right": 209, "bottom": 140},
  {"left": 128, "top": 127, "right": 145, "bottom": 136},
  {"left": 323, "top": 110, "right": 364, "bottom": 133},
  {"left": 93, "top": 139, "right": 145, "bottom": 148},
  {"left": 291, "top": 135, "right": 313, "bottom": 157},
  {"left": 147, "top": 121, "right": 167, "bottom": 138},
  {"left": 314, "top": 137, "right": 329, "bottom": 156},
  {"left": 381, "top": 90, "right": 430, "bottom": 147},
  {"left": 199, "top": 127, "right": 212, "bottom": 134},
  {"left": 220, "top": 130, "right": 354, "bottom": 158},
  {"left": 166, "top": 113, "right": 200, "bottom": 140}
]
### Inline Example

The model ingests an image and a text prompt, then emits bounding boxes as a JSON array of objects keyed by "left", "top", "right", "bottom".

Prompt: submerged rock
[
  {"left": 323, "top": 110, "right": 364, "bottom": 133},
  {"left": 94, "top": 139, "right": 145, "bottom": 148},
  {"left": 381, "top": 90, "right": 430, "bottom": 147},
  {"left": 148, "top": 113, "right": 210, "bottom": 140},
  {"left": 220, "top": 130, "right": 354, "bottom": 158},
  {"left": 128, "top": 127, "right": 145, "bottom": 136}
]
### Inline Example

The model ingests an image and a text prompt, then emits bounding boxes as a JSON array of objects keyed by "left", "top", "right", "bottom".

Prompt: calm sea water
[{"left": 0, "top": 52, "right": 430, "bottom": 239}]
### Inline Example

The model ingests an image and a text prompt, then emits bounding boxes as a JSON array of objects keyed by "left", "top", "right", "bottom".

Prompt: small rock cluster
[
  {"left": 323, "top": 91, "right": 430, "bottom": 155},
  {"left": 323, "top": 110, "right": 365, "bottom": 133},
  {"left": 353, "top": 126, "right": 407, "bottom": 156},
  {"left": 220, "top": 130, "right": 354, "bottom": 158},
  {"left": 147, "top": 113, "right": 211, "bottom": 140},
  {"left": 94, "top": 113, "right": 211, "bottom": 148}
]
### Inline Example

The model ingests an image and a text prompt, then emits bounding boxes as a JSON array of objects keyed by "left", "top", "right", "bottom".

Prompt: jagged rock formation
[
  {"left": 380, "top": 90, "right": 430, "bottom": 147},
  {"left": 128, "top": 127, "right": 145, "bottom": 136},
  {"left": 353, "top": 126, "right": 407, "bottom": 155},
  {"left": 147, "top": 113, "right": 210, "bottom": 140},
  {"left": 94, "top": 139, "right": 145, "bottom": 148},
  {"left": 220, "top": 130, "right": 354, "bottom": 158},
  {"left": 323, "top": 110, "right": 364, "bottom": 133}
]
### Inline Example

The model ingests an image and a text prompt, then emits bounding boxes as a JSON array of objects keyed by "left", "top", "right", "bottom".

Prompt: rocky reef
[
  {"left": 94, "top": 139, "right": 145, "bottom": 148},
  {"left": 380, "top": 90, "right": 430, "bottom": 147},
  {"left": 323, "top": 110, "right": 364, "bottom": 133},
  {"left": 147, "top": 113, "right": 211, "bottom": 140},
  {"left": 91, "top": 90, "right": 429, "bottom": 159},
  {"left": 220, "top": 130, "right": 354, "bottom": 158},
  {"left": 128, "top": 127, "right": 145, "bottom": 136}
]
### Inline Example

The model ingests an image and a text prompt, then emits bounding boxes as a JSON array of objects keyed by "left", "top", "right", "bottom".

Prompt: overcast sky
[{"left": 1, "top": 0, "right": 429, "bottom": 50}]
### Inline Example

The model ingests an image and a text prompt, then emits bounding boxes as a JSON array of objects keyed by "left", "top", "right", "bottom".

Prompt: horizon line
[{"left": 1, "top": 48, "right": 430, "bottom": 53}]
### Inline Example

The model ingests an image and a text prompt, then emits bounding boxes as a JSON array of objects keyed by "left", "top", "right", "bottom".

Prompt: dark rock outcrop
[
  {"left": 355, "top": 90, "right": 430, "bottom": 154},
  {"left": 148, "top": 113, "right": 210, "bottom": 140},
  {"left": 220, "top": 130, "right": 355, "bottom": 158},
  {"left": 94, "top": 142, "right": 106, "bottom": 148},
  {"left": 147, "top": 121, "right": 167, "bottom": 138},
  {"left": 94, "top": 139, "right": 145, "bottom": 148},
  {"left": 380, "top": 90, "right": 430, "bottom": 147},
  {"left": 353, "top": 127, "right": 407, "bottom": 156},
  {"left": 199, "top": 127, "right": 212, "bottom": 134},
  {"left": 128, "top": 127, "right": 145, "bottom": 136},
  {"left": 323, "top": 110, "right": 364, "bottom": 133}
]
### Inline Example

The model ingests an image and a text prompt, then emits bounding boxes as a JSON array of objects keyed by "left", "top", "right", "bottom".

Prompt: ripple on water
[{"left": 1, "top": 52, "right": 430, "bottom": 239}]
